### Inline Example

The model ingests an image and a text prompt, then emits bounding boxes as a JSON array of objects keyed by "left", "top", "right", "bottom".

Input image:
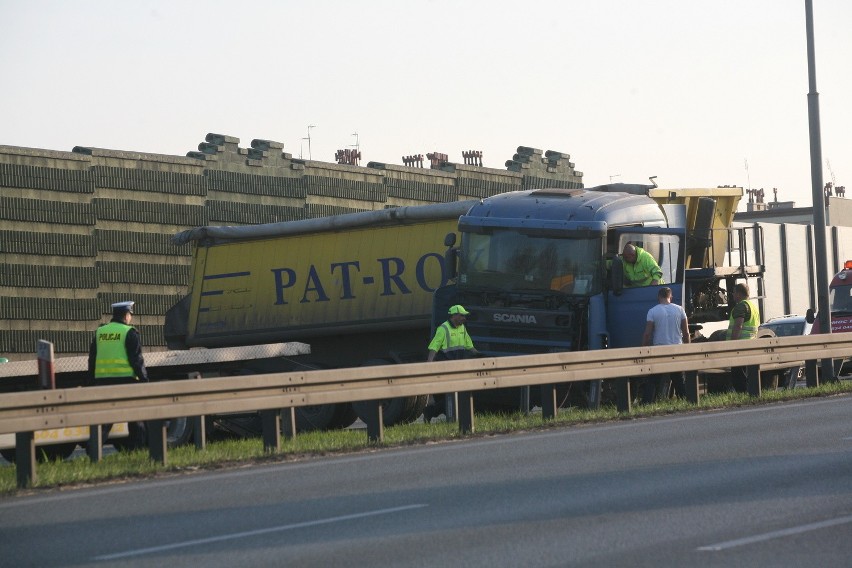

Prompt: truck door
[{"left": 606, "top": 228, "right": 685, "bottom": 349}]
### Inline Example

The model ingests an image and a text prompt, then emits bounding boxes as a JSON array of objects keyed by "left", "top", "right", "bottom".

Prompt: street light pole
[
  {"left": 804, "top": 0, "right": 835, "bottom": 381},
  {"left": 307, "top": 125, "right": 316, "bottom": 160}
]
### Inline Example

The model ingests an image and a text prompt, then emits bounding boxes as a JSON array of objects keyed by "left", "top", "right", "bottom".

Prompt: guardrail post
[
  {"left": 261, "top": 410, "right": 281, "bottom": 453},
  {"left": 685, "top": 371, "right": 700, "bottom": 404},
  {"left": 15, "top": 432, "right": 37, "bottom": 488},
  {"left": 615, "top": 377, "right": 632, "bottom": 413},
  {"left": 588, "top": 380, "right": 602, "bottom": 410},
  {"left": 192, "top": 416, "right": 206, "bottom": 450},
  {"left": 148, "top": 420, "right": 168, "bottom": 465},
  {"left": 520, "top": 386, "right": 530, "bottom": 415},
  {"left": 805, "top": 360, "right": 819, "bottom": 388},
  {"left": 283, "top": 408, "right": 297, "bottom": 440},
  {"left": 746, "top": 365, "right": 761, "bottom": 397},
  {"left": 87, "top": 425, "right": 104, "bottom": 462},
  {"left": 458, "top": 391, "right": 475, "bottom": 434},
  {"left": 445, "top": 393, "right": 458, "bottom": 422},
  {"left": 188, "top": 372, "right": 206, "bottom": 450},
  {"left": 364, "top": 400, "right": 384, "bottom": 443},
  {"left": 540, "top": 384, "right": 557, "bottom": 420}
]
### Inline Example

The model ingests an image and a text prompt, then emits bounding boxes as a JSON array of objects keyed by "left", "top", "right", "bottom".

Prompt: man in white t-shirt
[{"left": 641, "top": 287, "right": 690, "bottom": 403}]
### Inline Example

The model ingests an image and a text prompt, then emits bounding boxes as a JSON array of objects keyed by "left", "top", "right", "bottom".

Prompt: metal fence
[{"left": 2, "top": 333, "right": 851, "bottom": 488}]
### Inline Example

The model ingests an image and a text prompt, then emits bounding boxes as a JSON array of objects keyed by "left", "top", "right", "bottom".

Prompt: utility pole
[{"left": 804, "top": 0, "right": 835, "bottom": 381}]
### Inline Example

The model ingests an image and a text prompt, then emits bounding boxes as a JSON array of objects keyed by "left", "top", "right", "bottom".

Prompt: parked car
[
  {"left": 759, "top": 314, "right": 813, "bottom": 339},
  {"left": 699, "top": 315, "right": 809, "bottom": 392},
  {"left": 758, "top": 314, "right": 813, "bottom": 388}
]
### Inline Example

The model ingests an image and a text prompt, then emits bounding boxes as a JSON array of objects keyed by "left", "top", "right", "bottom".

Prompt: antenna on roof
[
  {"left": 305, "top": 125, "right": 316, "bottom": 160},
  {"left": 649, "top": 175, "right": 658, "bottom": 188},
  {"left": 827, "top": 159, "right": 836, "bottom": 185}
]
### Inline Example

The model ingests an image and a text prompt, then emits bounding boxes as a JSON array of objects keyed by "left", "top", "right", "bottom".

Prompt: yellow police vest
[
  {"left": 726, "top": 299, "right": 759, "bottom": 340},
  {"left": 94, "top": 322, "right": 136, "bottom": 379}
]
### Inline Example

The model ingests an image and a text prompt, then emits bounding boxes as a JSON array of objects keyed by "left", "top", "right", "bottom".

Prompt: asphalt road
[{"left": 1, "top": 395, "right": 850, "bottom": 567}]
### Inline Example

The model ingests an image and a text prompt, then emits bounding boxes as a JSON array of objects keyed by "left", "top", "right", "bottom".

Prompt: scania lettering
[{"left": 494, "top": 314, "right": 538, "bottom": 324}]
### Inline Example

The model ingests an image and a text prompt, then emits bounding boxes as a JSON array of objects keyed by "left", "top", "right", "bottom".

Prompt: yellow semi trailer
[{"left": 167, "top": 201, "right": 477, "bottom": 429}]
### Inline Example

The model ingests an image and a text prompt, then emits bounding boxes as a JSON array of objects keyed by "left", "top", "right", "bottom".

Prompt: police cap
[{"left": 111, "top": 301, "right": 134, "bottom": 314}]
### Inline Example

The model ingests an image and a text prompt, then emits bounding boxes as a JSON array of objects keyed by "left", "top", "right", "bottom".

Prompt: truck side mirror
[
  {"left": 443, "top": 232, "right": 459, "bottom": 279},
  {"left": 611, "top": 256, "right": 624, "bottom": 295},
  {"left": 444, "top": 248, "right": 458, "bottom": 279},
  {"left": 806, "top": 308, "right": 816, "bottom": 324}
]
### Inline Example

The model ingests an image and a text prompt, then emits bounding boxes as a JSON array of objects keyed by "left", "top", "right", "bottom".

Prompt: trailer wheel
[
  {"left": 274, "top": 361, "right": 341, "bottom": 434},
  {"left": 351, "top": 359, "right": 425, "bottom": 426},
  {"left": 281, "top": 405, "right": 338, "bottom": 435},
  {"left": 165, "top": 418, "right": 194, "bottom": 447},
  {"left": 328, "top": 403, "right": 359, "bottom": 429},
  {"left": 402, "top": 395, "right": 429, "bottom": 423}
]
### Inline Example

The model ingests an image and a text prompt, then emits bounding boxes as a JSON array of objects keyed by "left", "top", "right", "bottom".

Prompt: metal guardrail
[{"left": 3, "top": 333, "right": 851, "bottom": 488}]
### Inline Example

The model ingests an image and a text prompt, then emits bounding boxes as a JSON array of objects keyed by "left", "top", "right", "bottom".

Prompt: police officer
[
  {"left": 423, "top": 305, "right": 480, "bottom": 422},
  {"left": 87, "top": 301, "right": 148, "bottom": 448}
]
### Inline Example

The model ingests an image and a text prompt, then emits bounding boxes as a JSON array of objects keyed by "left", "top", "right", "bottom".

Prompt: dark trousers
[
  {"left": 642, "top": 372, "right": 685, "bottom": 403},
  {"left": 425, "top": 350, "right": 476, "bottom": 418},
  {"left": 89, "top": 376, "right": 147, "bottom": 448}
]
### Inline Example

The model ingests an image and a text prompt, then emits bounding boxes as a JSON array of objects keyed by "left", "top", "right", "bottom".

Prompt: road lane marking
[
  {"left": 94, "top": 503, "right": 427, "bottom": 561},
  {"left": 697, "top": 514, "right": 852, "bottom": 551}
]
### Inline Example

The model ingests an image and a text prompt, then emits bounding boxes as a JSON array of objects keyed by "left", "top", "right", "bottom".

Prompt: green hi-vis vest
[
  {"left": 428, "top": 321, "right": 474, "bottom": 357},
  {"left": 726, "top": 299, "right": 760, "bottom": 340},
  {"left": 94, "top": 321, "right": 135, "bottom": 379}
]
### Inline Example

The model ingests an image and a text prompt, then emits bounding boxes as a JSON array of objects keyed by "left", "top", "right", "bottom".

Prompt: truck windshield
[
  {"left": 830, "top": 284, "right": 852, "bottom": 315},
  {"left": 459, "top": 230, "right": 603, "bottom": 295}
]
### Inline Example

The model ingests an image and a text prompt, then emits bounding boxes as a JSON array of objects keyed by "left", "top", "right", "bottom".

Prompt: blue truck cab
[{"left": 434, "top": 183, "right": 761, "bottom": 408}]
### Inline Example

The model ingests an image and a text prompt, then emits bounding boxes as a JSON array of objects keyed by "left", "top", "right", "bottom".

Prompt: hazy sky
[{"left": 2, "top": 1, "right": 849, "bottom": 210}]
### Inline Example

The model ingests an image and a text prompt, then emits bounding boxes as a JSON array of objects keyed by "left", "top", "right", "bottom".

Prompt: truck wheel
[
  {"left": 353, "top": 397, "right": 420, "bottom": 426},
  {"left": 328, "top": 403, "right": 359, "bottom": 429},
  {"left": 402, "top": 395, "right": 429, "bottom": 423},
  {"left": 165, "top": 418, "right": 194, "bottom": 447},
  {"left": 281, "top": 405, "right": 338, "bottom": 435},
  {"left": 0, "top": 443, "right": 78, "bottom": 463},
  {"left": 351, "top": 359, "right": 423, "bottom": 426}
]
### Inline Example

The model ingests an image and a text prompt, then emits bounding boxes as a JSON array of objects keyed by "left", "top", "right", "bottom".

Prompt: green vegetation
[{"left": 2, "top": 381, "right": 851, "bottom": 495}]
